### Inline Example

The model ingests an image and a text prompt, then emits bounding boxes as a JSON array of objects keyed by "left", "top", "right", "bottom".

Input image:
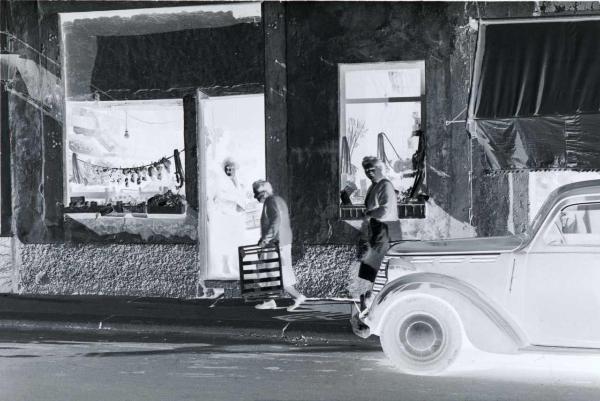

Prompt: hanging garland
[{"left": 71, "top": 148, "right": 185, "bottom": 188}]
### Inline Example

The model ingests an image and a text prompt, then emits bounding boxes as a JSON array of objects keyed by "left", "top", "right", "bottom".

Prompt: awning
[{"left": 468, "top": 17, "right": 600, "bottom": 170}]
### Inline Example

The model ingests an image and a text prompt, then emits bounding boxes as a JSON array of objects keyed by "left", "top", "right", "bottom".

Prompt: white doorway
[{"left": 198, "top": 93, "right": 266, "bottom": 280}]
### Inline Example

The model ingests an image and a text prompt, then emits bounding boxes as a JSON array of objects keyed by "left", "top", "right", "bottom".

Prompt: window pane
[
  {"left": 66, "top": 99, "right": 185, "bottom": 205},
  {"left": 345, "top": 68, "right": 421, "bottom": 99},
  {"left": 545, "top": 203, "right": 600, "bottom": 246},
  {"left": 341, "top": 102, "right": 421, "bottom": 205}
]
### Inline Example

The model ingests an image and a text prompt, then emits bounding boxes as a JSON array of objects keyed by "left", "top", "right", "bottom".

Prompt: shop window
[
  {"left": 338, "top": 61, "right": 426, "bottom": 220},
  {"left": 65, "top": 99, "right": 186, "bottom": 214}
]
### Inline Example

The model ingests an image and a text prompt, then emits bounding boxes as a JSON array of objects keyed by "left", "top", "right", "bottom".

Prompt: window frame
[
  {"left": 338, "top": 60, "right": 426, "bottom": 219},
  {"left": 543, "top": 202, "right": 600, "bottom": 248}
]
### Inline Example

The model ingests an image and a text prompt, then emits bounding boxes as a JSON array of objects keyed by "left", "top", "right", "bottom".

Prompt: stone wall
[
  {"left": 0, "top": 238, "right": 15, "bottom": 293},
  {"left": 285, "top": 2, "right": 463, "bottom": 247},
  {"left": 17, "top": 242, "right": 198, "bottom": 297}
]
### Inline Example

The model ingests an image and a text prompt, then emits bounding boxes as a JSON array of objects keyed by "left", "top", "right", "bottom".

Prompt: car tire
[{"left": 380, "top": 296, "right": 463, "bottom": 375}]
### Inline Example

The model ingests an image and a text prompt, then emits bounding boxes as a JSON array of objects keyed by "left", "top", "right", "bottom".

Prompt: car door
[{"left": 517, "top": 201, "right": 600, "bottom": 348}]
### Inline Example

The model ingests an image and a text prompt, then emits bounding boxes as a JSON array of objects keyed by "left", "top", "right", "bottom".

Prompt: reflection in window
[
  {"left": 339, "top": 61, "right": 426, "bottom": 207},
  {"left": 545, "top": 203, "right": 600, "bottom": 246}
]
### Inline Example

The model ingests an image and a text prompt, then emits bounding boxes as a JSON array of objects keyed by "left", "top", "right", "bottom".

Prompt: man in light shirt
[{"left": 358, "top": 156, "right": 398, "bottom": 309}]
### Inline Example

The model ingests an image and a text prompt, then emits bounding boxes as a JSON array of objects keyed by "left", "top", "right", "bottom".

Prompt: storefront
[{"left": 2, "top": 1, "right": 599, "bottom": 299}]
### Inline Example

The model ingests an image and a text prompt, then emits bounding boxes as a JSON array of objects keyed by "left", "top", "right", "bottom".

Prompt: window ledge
[
  {"left": 64, "top": 212, "right": 187, "bottom": 220},
  {"left": 63, "top": 211, "right": 197, "bottom": 244},
  {"left": 340, "top": 203, "right": 426, "bottom": 220}
]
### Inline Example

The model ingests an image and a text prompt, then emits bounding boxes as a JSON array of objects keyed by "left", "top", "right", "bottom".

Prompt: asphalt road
[{"left": 0, "top": 330, "right": 599, "bottom": 401}]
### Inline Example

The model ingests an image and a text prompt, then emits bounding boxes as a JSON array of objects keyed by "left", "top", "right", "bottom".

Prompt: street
[{"left": 0, "top": 329, "right": 599, "bottom": 401}]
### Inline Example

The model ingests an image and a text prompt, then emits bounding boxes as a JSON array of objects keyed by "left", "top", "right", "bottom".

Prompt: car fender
[{"left": 366, "top": 272, "right": 528, "bottom": 354}]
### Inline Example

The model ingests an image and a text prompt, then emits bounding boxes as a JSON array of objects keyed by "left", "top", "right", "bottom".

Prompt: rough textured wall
[
  {"left": 0, "top": 238, "right": 14, "bottom": 292},
  {"left": 511, "top": 172, "right": 530, "bottom": 234},
  {"left": 6, "top": 1, "right": 48, "bottom": 243},
  {"left": 293, "top": 245, "right": 356, "bottom": 298},
  {"left": 17, "top": 242, "right": 198, "bottom": 298}
]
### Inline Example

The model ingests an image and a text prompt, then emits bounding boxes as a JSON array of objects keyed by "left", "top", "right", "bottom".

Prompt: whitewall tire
[{"left": 380, "top": 296, "right": 463, "bottom": 375}]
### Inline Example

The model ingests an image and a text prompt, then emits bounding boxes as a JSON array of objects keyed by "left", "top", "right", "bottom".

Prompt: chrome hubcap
[{"left": 399, "top": 314, "right": 444, "bottom": 360}]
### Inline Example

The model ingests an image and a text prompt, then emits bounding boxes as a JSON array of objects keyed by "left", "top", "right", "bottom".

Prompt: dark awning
[{"left": 468, "top": 18, "right": 600, "bottom": 170}]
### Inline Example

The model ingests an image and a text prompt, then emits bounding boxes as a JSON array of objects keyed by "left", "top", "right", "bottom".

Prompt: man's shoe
[
  {"left": 350, "top": 313, "right": 370, "bottom": 339},
  {"left": 254, "top": 299, "right": 277, "bottom": 310},
  {"left": 286, "top": 295, "right": 306, "bottom": 312}
]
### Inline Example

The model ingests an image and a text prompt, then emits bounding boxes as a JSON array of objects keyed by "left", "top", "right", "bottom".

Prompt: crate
[{"left": 238, "top": 244, "right": 284, "bottom": 300}]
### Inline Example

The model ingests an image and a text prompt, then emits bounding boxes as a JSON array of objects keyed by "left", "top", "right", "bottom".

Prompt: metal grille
[{"left": 371, "top": 256, "right": 390, "bottom": 296}]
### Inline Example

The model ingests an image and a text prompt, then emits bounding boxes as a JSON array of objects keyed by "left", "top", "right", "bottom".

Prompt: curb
[{"left": 0, "top": 318, "right": 380, "bottom": 348}]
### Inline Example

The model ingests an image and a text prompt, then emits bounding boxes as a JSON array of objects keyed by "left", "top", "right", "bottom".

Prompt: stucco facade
[{"left": 2, "top": 1, "right": 599, "bottom": 299}]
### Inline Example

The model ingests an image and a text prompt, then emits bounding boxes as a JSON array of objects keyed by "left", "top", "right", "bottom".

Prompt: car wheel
[{"left": 380, "top": 296, "right": 462, "bottom": 375}]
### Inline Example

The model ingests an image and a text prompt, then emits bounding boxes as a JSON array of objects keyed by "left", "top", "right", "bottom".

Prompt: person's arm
[
  {"left": 259, "top": 197, "right": 281, "bottom": 245},
  {"left": 366, "top": 181, "right": 396, "bottom": 219},
  {"left": 217, "top": 181, "right": 246, "bottom": 209}
]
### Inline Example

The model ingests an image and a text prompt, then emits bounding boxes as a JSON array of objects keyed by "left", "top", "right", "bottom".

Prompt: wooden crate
[{"left": 238, "top": 244, "right": 284, "bottom": 300}]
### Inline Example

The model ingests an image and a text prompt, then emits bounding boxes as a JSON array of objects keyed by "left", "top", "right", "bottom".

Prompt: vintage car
[{"left": 359, "top": 179, "right": 600, "bottom": 375}]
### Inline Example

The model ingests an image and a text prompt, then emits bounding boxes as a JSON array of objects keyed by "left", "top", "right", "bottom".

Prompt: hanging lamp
[{"left": 124, "top": 110, "right": 130, "bottom": 139}]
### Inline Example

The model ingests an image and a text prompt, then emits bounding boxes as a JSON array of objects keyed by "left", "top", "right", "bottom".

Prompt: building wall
[
  {"left": 281, "top": 2, "right": 600, "bottom": 297},
  {"left": 3, "top": 1, "right": 600, "bottom": 299},
  {"left": 279, "top": 2, "right": 474, "bottom": 296},
  {"left": 17, "top": 242, "right": 198, "bottom": 297},
  {"left": 2, "top": 1, "right": 261, "bottom": 298},
  {"left": 285, "top": 2, "right": 460, "bottom": 246},
  {"left": 0, "top": 239, "right": 15, "bottom": 293}
]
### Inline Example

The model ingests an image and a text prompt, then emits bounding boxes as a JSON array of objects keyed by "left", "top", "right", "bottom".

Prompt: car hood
[{"left": 388, "top": 234, "right": 528, "bottom": 255}]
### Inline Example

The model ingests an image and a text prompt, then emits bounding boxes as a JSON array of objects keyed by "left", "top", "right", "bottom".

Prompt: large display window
[
  {"left": 339, "top": 61, "right": 427, "bottom": 219},
  {"left": 65, "top": 99, "right": 186, "bottom": 213}
]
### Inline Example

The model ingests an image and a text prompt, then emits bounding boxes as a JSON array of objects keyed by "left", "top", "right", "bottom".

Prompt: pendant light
[{"left": 124, "top": 110, "right": 130, "bottom": 139}]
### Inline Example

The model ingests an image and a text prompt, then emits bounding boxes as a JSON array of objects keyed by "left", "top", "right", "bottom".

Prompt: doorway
[{"left": 198, "top": 93, "right": 266, "bottom": 280}]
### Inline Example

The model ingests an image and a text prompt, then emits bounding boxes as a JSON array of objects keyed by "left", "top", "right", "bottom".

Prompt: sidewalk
[{"left": 0, "top": 294, "right": 374, "bottom": 346}]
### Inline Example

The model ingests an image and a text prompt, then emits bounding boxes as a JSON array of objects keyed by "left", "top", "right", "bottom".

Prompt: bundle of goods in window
[{"left": 66, "top": 148, "right": 186, "bottom": 216}]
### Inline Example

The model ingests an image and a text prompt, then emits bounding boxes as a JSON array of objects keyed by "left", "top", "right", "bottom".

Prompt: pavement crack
[
  {"left": 281, "top": 323, "right": 290, "bottom": 337},
  {"left": 209, "top": 294, "right": 224, "bottom": 308}
]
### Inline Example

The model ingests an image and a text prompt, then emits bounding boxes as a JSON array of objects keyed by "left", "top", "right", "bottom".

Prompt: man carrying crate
[{"left": 252, "top": 180, "right": 306, "bottom": 311}]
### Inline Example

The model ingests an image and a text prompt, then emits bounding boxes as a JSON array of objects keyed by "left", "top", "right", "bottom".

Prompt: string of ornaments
[{"left": 71, "top": 148, "right": 185, "bottom": 189}]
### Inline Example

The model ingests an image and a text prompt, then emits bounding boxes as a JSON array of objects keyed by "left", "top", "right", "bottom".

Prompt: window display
[
  {"left": 65, "top": 99, "right": 186, "bottom": 214},
  {"left": 339, "top": 61, "right": 426, "bottom": 208}
]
